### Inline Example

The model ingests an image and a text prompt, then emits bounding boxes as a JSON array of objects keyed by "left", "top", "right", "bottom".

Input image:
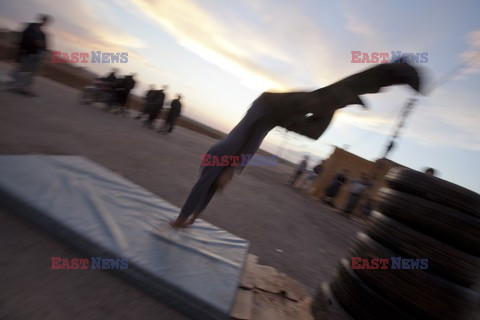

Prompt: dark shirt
[
  {"left": 153, "top": 90, "right": 166, "bottom": 108},
  {"left": 145, "top": 89, "right": 155, "bottom": 103},
  {"left": 313, "top": 164, "right": 323, "bottom": 174},
  {"left": 20, "top": 23, "right": 46, "bottom": 54},
  {"left": 123, "top": 76, "right": 136, "bottom": 92},
  {"left": 170, "top": 99, "right": 182, "bottom": 117},
  {"left": 103, "top": 73, "right": 117, "bottom": 86}
]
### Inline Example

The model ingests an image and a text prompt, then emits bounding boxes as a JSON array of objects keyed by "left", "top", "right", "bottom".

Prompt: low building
[{"left": 312, "top": 147, "right": 403, "bottom": 216}]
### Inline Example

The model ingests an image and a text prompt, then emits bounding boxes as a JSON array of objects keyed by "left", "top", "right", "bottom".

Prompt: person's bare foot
[
  {"left": 185, "top": 217, "right": 196, "bottom": 226},
  {"left": 169, "top": 217, "right": 189, "bottom": 229},
  {"left": 185, "top": 211, "right": 201, "bottom": 226}
]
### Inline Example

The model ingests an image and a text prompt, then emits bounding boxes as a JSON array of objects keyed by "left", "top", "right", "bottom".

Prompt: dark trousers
[
  {"left": 179, "top": 100, "right": 275, "bottom": 219},
  {"left": 289, "top": 171, "right": 303, "bottom": 186},
  {"left": 164, "top": 116, "right": 178, "bottom": 133},
  {"left": 344, "top": 193, "right": 361, "bottom": 213}
]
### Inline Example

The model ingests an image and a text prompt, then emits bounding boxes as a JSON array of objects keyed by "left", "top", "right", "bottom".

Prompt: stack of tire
[{"left": 312, "top": 167, "right": 480, "bottom": 320}]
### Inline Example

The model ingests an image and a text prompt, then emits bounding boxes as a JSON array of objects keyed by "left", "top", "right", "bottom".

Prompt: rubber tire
[
  {"left": 385, "top": 167, "right": 480, "bottom": 218},
  {"left": 330, "top": 259, "right": 416, "bottom": 320},
  {"left": 351, "top": 232, "right": 480, "bottom": 320},
  {"left": 376, "top": 188, "right": 480, "bottom": 256},
  {"left": 366, "top": 210, "right": 480, "bottom": 287},
  {"left": 311, "top": 282, "right": 352, "bottom": 320}
]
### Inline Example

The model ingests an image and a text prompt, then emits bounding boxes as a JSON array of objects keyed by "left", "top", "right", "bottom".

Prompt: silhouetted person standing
[
  {"left": 102, "top": 68, "right": 118, "bottom": 108},
  {"left": 117, "top": 74, "right": 136, "bottom": 114},
  {"left": 301, "top": 160, "right": 323, "bottom": 190},
  {"left": 11, "top": 14, "right": 51, "bottom": 96},
  {"left": 135, "top": 84, "right": 156, "bottom": 120},
  {"left": 343, "top": 174, "right": 370, "bottom": 214},
  {"left": 288, "top": 155, "right": 309, "bottom": 186},
  {"left": 161, "top": 94, "right": 182, "bottom": 133},
  {"left": 145, "top": 89, "right": 166, "bottom": 129},
  {"left": 323, "top": 170, "right": 349, "bottom": 207},
  {"left": 103, "top": 69, "right": 117, "bottom": 84}
]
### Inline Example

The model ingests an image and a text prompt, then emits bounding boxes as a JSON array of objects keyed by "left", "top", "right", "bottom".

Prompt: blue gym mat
[{"left": 0, "top": 155, "right": 249, "bottom": 320}]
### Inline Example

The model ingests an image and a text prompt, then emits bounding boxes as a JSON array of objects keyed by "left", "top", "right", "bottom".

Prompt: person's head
[
  {"left": 425, "top": 168, "right": 435, "bottom": 176},
  {"left": 214, "top": 167, "right": 234, "bottom": 191},
  {"left": 38, "top": 14, "right": 51, "bottom": 27}
]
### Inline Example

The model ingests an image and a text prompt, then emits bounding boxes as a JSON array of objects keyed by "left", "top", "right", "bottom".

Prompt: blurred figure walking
[
  {"left": 301, "top": 160, "right": 324, "bottom": 191},
  {"left": 343, "top": 174, "right": 370, "bottom": 214},
  {"left": 135, "top": 84, "right": 156, "bottom": 120},
  {"left": 144, "top": 87, "right": 166, "bottom": 129},
  {"left": 288, "top": 155, "right": 309, "bottom": 187},
  {"left": 160, "top": 94, "right": 182, "bottom": 134},
  {"left": 116, "top": 74, "right": 136, "bottom": 115},
  {"left": 11, "top": 14, "right": 51, "bottom": 96},
  {"left": 323, "top": 170, "right": 349, "bottom": 207},
  {"left": 101, "top": 68, "right": 118, "bottom": 109}
]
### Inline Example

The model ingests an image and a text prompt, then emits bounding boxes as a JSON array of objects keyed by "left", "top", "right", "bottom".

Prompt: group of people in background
[
  {"left": 93, "top": 70, "right": 183, "bottom": 133},
  {"left": 319, "top": 169, "right": 372, "bottom": 216},
  {"left": 100, "top": 68, "right": 136, "bottom": 114},
  {"left": 288, "top": 156, "right": 437, "bottom": 219},
  {"left": 9, "top": 14, "right": 183, "bottom": 135},
  {"left": 288, "top": 155, "right": 324, "bottom": 191},
  {"left": 135, "top": 85, "right": 182, "bottom": 134}
]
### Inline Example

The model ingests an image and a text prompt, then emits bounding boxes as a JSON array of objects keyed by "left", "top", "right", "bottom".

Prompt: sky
[{"left": 1, "top": 0, "right": 479, "bottom": 193}]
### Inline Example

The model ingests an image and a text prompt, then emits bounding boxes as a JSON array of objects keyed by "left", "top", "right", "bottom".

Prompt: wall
[{"left": 312, "top": 147, "right": 402, "bottom": 215}]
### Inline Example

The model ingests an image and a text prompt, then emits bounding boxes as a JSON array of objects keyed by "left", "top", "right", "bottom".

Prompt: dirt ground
[{"left": 0, "top": 63, "right": 362, "bottom": 319}]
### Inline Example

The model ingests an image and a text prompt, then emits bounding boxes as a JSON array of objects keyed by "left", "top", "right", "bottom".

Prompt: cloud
[
  {"left": 125, "top": 0, "right": 340, "bottom": 91},
  {"left": 457, "top": 29, "right": 480, "bottom": 76},
  {"left": 125, "top": 0, "right": 288, "bottom": 90},
  {"left": 329, "top": 86, "right": 480, "bottom": 152},
  {"left": 468, "top": 29, "right": 480, "bottom": 48},
  {"left": 33, "top": 0, "right": 145, "bottom": 50},
  {"left": 336, "top": 0, "right": 375, "bottom": 37},
  {"left": 342, "top": 10, "right": 374, "bottom": 36}
]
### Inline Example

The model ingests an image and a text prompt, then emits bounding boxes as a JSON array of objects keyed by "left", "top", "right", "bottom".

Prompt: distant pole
[
  {"left": 381, "top": 51, "right": 480, "bottom": 159},
  {"left": 382, "top": 97, "right": 417, "bottom": 159}
]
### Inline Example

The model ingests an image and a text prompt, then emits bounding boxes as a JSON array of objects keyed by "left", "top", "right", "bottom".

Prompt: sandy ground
[{"left": 0, "top": 63, "right": 362, "bottom": 319}]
